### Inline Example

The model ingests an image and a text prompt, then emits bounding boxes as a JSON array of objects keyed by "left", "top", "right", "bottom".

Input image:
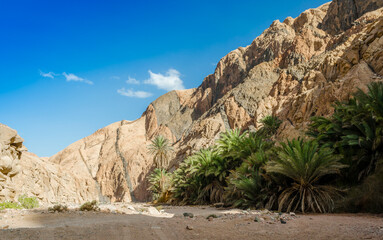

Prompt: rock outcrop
[
  {"left": 3, "top": 0, "right": 383, "bottom": 204},
  {"left": 0, "top": 124, "right": 25, "bottom": 201},
  {"left": 321, "top": 0, "right": 383, "bottom": 35}
]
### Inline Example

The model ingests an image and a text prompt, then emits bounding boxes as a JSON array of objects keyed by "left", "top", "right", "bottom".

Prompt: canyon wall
[{"left": 2, "top": 0, "right": 383, "bottom": 203}]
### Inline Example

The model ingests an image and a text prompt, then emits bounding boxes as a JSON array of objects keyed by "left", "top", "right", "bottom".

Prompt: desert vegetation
[
  {"left": 79, "top": 200, "right": 100, "bottom": 211},
  {"left": 0, "top": 195, "right": 39, "bottom": 210},
  {"left": 48, "top": 204, "right": 68, "bottom": 213},
  {"left": 148, "top": 82, "right": 383, "bottom": 213},
  {"left": 148, "top": 135, "right": 173, "bottom": 169}
]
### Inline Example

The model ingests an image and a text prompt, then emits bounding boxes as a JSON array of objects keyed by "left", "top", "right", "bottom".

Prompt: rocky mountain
[{"left": 2, "top": 0, "right": 383, "bottom": 204}]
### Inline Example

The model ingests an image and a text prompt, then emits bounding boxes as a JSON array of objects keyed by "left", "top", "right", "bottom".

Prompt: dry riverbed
[{"left": 1, "top": 203, "right": 382, "bottom": 240}]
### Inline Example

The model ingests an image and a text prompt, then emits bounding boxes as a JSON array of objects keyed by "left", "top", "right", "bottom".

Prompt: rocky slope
[{"left": 2, "top": 0, "right": 383, "bottom": 204}]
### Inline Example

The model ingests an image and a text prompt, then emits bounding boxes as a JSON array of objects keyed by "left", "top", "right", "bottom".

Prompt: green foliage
[
  {"left": 145, "top": 88, "right": 383, "bottom": 214},
  {"left": 308, "top": 82, "right": 383, "bottom": 182},
  {"left": 172, "top": 149, "right": 227, "bottom": 204},
  {"left": 148, "top": 135, "right": 173, "bottom": 169},
  {"left": 215, "top": 128, "right": 245, "bottom": 161},
  {"left": 79, "top": 200, "right": 99, "bottom": 211},
  {"left": 148, "top": 168, "right": 173, "bottom": 203},
  {"left": 266, "top": 138, "right": 346, "bottom": 213},
  {"left": 0, "top": 201, "right": 22, "bottom": 210},
  {"left": 171, "top": 159, "right": 196, "bottom": 204},
  {"left": 259, "top": 115, "right": 282, "bottom": 137},
  {"left": 171, "top": 128, "right": 278, "bottom": 207},
  {"left": 0, "top": 195, "right": 39, "bottom": 210},
  {"left": 224, "top": 132, "right": 277, "bottom": 208},
  {"left": 225, "top": 170, "right": 274, "bottom": 209},
  {"left": 18, "top": 195, "right": 39, "bottom": 209}
]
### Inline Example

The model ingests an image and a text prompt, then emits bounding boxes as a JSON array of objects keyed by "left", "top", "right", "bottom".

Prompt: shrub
[
  {"left": 18, "top": 195, "right": 39, "bottom": 209},
  {"left": 48, "top": 204, "right": 68, "bottom": 213},
  {"left": 0, "top": 201, "right": 22, "bottom": 210},
  {"left": 79, "top": 200, "right": 99, "bottom": 211},
  {"left": 266, "top": 138, "right": 346, "bottom": 213}
]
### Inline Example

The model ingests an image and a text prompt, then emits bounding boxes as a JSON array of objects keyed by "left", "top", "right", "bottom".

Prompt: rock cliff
[
  {"left": 3, "top": 0, "right": 383, "bottom": 203},
  {"left": 0, "top": 124, "right": 25, "bottom": 201}
]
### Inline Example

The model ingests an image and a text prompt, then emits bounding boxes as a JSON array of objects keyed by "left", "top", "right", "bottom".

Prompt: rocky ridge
[{"left": 1, "top": 0, "right": 383, "bottom": 203}]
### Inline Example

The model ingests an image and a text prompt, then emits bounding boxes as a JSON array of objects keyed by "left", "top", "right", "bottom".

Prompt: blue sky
[{"left": 0, "top": 0, "right": 328, "bottom": 156}]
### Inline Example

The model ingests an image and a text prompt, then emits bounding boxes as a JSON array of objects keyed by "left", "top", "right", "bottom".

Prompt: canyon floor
[{"left": 0, "top": 204, "right": 382, "bottom": 240}]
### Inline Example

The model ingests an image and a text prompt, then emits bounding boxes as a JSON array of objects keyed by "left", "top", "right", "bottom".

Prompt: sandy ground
[{"left": 1, "top": 203, "right": 382, "bottom": 240}]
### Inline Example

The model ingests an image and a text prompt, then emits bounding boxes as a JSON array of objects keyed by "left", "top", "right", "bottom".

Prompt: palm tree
[
  {"left": 266, "top": 138, "right": 346, "bottom": 213},
  {"left": 236, "top": 131, "right": 274, "bottom": 161},
  {"left": 171, "top": 148, "right": 228, "bottom": 204},
  {"left": 171, "top": 156, "right": 199, "bottom": 204},
  {"left": 194, "top": 149, "right": 227, "bottom": 203},
  {"left": 224, "top": 132, "right": 277, "bottom": 208},
  {"left": 344, "top": 82, "right": 383, "bottom": 179},
  {"left": 191, "top": 149, "right": 227, "bottom": 203},
  {"left": 215, "top": 128, "right": 247, "bottom": 171},
  {"left": 308, "top": 82, "right": 383, "bottom": 181},
  {"left": 353, "top": 81, "right": 383, "bottom": 121},
  {"left": 216, "top": 128, "right": 245, "bottom": 158},
  {"left": 148, "top": 168, "right": 173, "bottom": 203},
  {"left": 225, "top": 171, "right": 271, "bottom": 208},
  {"left": 148, "top": 135, "right": 173, "bottom": 169},
  {"left": 259, "top": 115, "right": 282, "bottom": 137}
]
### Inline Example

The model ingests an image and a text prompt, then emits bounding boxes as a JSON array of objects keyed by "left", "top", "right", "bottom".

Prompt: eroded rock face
[
  {"left": 321, "top": 0, "right": 383, "bottom": 35},
  {"left": 7, "top": 0, "right": 383, "bottom": 203},
  {"left": 0, "top": 124, "right": 25, "bottom": 201}
]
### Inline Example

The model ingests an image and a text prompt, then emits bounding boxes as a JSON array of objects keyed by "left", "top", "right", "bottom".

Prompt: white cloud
[
  {"left": 63, "top": 72, "right": 93, "bottom": 85},
  {"left": 126, "top": 77, "right": 140, "bottom": 85},
  {"left": 144, "top": 68, "right": 185, "bottom": 91},
  {"left": 117, "top": 88, "right": 152, "bottom": 98},
  {"left": 40, "top": 70, "right": 56, "bottom": 79}
]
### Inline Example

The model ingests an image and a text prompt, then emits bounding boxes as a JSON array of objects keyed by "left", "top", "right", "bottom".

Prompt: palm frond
[{"left": 266, "top": 138, "right": 345, "bottom": 213}]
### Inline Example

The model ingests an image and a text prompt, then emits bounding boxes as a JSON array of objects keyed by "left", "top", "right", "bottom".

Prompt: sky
[{"left": 0, "top": 0, "right": 329, "bottom": 156}]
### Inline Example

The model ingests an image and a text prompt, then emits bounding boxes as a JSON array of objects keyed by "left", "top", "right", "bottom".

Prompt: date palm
[
  {"left": 259, "top": 115, "right": 282, "bottom": 137},
  {"left": 171, "top": 149, "right": 226, "bottom": 204},
  {"left": 266, "top": 138, "right": 346, "bottom": 213},
  {"left": 194, "top": 149, "right": 227, "bottom": 203},
  {"left": 215, "top": 128, "right": 247, "bottom": 170},
  {"left": 224, "top": 132, "right": 277, "bottom": 208},
  {"left": 308, "top": 82, "right": 383, "bottom": 181},
  {"left": 148, "top": 168, "right": 173, "bottom": 203},
  {"left": 148, "top": 135, "right": 173, "bottom": 169}
]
